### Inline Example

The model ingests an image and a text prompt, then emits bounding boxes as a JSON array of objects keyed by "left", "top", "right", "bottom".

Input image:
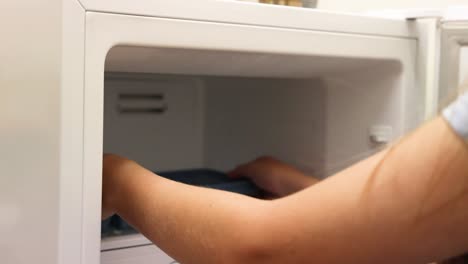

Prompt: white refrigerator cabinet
[{"left": 0, "top": 1, "right": 466, "bottom": 264}]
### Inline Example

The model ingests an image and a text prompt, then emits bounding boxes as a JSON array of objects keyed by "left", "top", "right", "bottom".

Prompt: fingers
[
  {"left": 228, "top": 164, "right": 248, "bottom": 178},
  {"left": 228, "top": 156, "right": 279, "bottom": 178}
]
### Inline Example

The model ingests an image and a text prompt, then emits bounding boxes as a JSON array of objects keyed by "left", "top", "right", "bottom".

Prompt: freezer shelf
[{"left": 101, "top": 246, "right": 176, "bottom": 264}]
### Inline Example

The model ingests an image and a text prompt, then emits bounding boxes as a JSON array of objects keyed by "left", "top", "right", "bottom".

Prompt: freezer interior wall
[{"left": 104, "top": 63, "right": 403, "bottom": 178}]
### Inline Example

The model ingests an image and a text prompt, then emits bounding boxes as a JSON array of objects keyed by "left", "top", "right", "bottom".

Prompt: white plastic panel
[
  {"left": 459, "top": 47, "right": 468, "bottom": 85},
  {"left": 203, "top": 77, "right": 327, "bottom": 176},
  {"left": 106, "top": 46, "right": 393, "bottom": 78},
  {"left": 79, "top": 0, "right": 417, "bottom": 39},
  {"left": 59, "top": 1, "right": 87, "bottom": 264},
  {"left": 101, "top": 245, "right": 175, "bottom": 264},
  {"left": 324, "top": 62, "right": 404, "bottom": 174},
  {"left": 102, "top": 234, "right": 152, "bottom": 251},
  {"left": 104, "top": 74, "right": 205, "bottom": 172},
  {"left": 412, "top": 19, "right": 441, "bottom": 120}
]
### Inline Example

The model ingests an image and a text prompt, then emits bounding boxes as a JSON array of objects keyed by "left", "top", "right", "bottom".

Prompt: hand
[
  {"left": 102, "top": 154, "right": 137, "bottom": 220},
  {"left": 229, "top": 156, "right": 319, "bottom": 197}
]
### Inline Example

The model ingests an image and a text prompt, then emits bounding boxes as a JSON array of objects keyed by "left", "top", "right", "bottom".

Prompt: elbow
[{"left": 235, "top": 236, "right": 279, "bottom": 264}]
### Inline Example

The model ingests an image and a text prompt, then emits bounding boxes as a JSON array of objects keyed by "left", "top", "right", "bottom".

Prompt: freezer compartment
[
  {"left": 102, "top": 45, "right": 409, "bottom": 256},
  {"left": 104, "top": 71, "right": 404, "bottom": 178}
]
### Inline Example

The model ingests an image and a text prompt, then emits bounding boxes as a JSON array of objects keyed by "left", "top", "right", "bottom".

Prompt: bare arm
[{"left": 103, "top": 117, "right": 468, "bottom": 264}]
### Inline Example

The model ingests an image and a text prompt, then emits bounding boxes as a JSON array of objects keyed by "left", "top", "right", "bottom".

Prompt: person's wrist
[{"left": 103, "top": 155, "right": 138, "bottom": 215}]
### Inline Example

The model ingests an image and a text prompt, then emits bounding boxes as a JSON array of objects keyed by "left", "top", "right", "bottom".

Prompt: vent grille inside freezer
[{"left": 117, "top": 93, "right": 168, "bottom": 114}]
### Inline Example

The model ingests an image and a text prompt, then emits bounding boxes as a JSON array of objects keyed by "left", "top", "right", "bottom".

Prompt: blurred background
[
  {"left": 240, "top": 0, "right": 468, "bottom": 12},
  {"left": 319, "top": 0, "right": 468, "bottom": 12}
]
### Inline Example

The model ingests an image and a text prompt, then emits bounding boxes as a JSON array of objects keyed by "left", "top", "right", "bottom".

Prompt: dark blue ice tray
[{"left": 158, "top": 169, "right": 262, "bottom": 197}]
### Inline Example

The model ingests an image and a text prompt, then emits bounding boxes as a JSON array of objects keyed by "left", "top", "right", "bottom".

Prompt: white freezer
[{"left": 0, "top": 1, "right": 467, "bottom": 264}]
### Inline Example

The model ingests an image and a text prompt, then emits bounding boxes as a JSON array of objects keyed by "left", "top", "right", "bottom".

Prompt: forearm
[
  {"left": 107, "top": 160, "right": 271, "bottom": 264},
  {"left": 272, "top": 170, "right": 318, "bottom": 197}
]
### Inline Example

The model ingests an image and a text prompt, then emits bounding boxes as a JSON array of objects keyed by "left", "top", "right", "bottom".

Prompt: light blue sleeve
[{"left": 443, "top": 92, "right": 468, "bottom": 142}]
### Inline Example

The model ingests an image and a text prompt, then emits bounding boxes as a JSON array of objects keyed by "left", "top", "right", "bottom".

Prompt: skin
[
  {"left": 228, "top": 156, "right": 319, "bottom": 197},
  {"left": 102, "top": 116, "right": 468, "bottom": 264}
]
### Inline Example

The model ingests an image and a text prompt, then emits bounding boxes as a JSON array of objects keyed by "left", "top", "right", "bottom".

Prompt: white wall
[{"left": 318, "top": 0, "right": 468, "bottom": 12}]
